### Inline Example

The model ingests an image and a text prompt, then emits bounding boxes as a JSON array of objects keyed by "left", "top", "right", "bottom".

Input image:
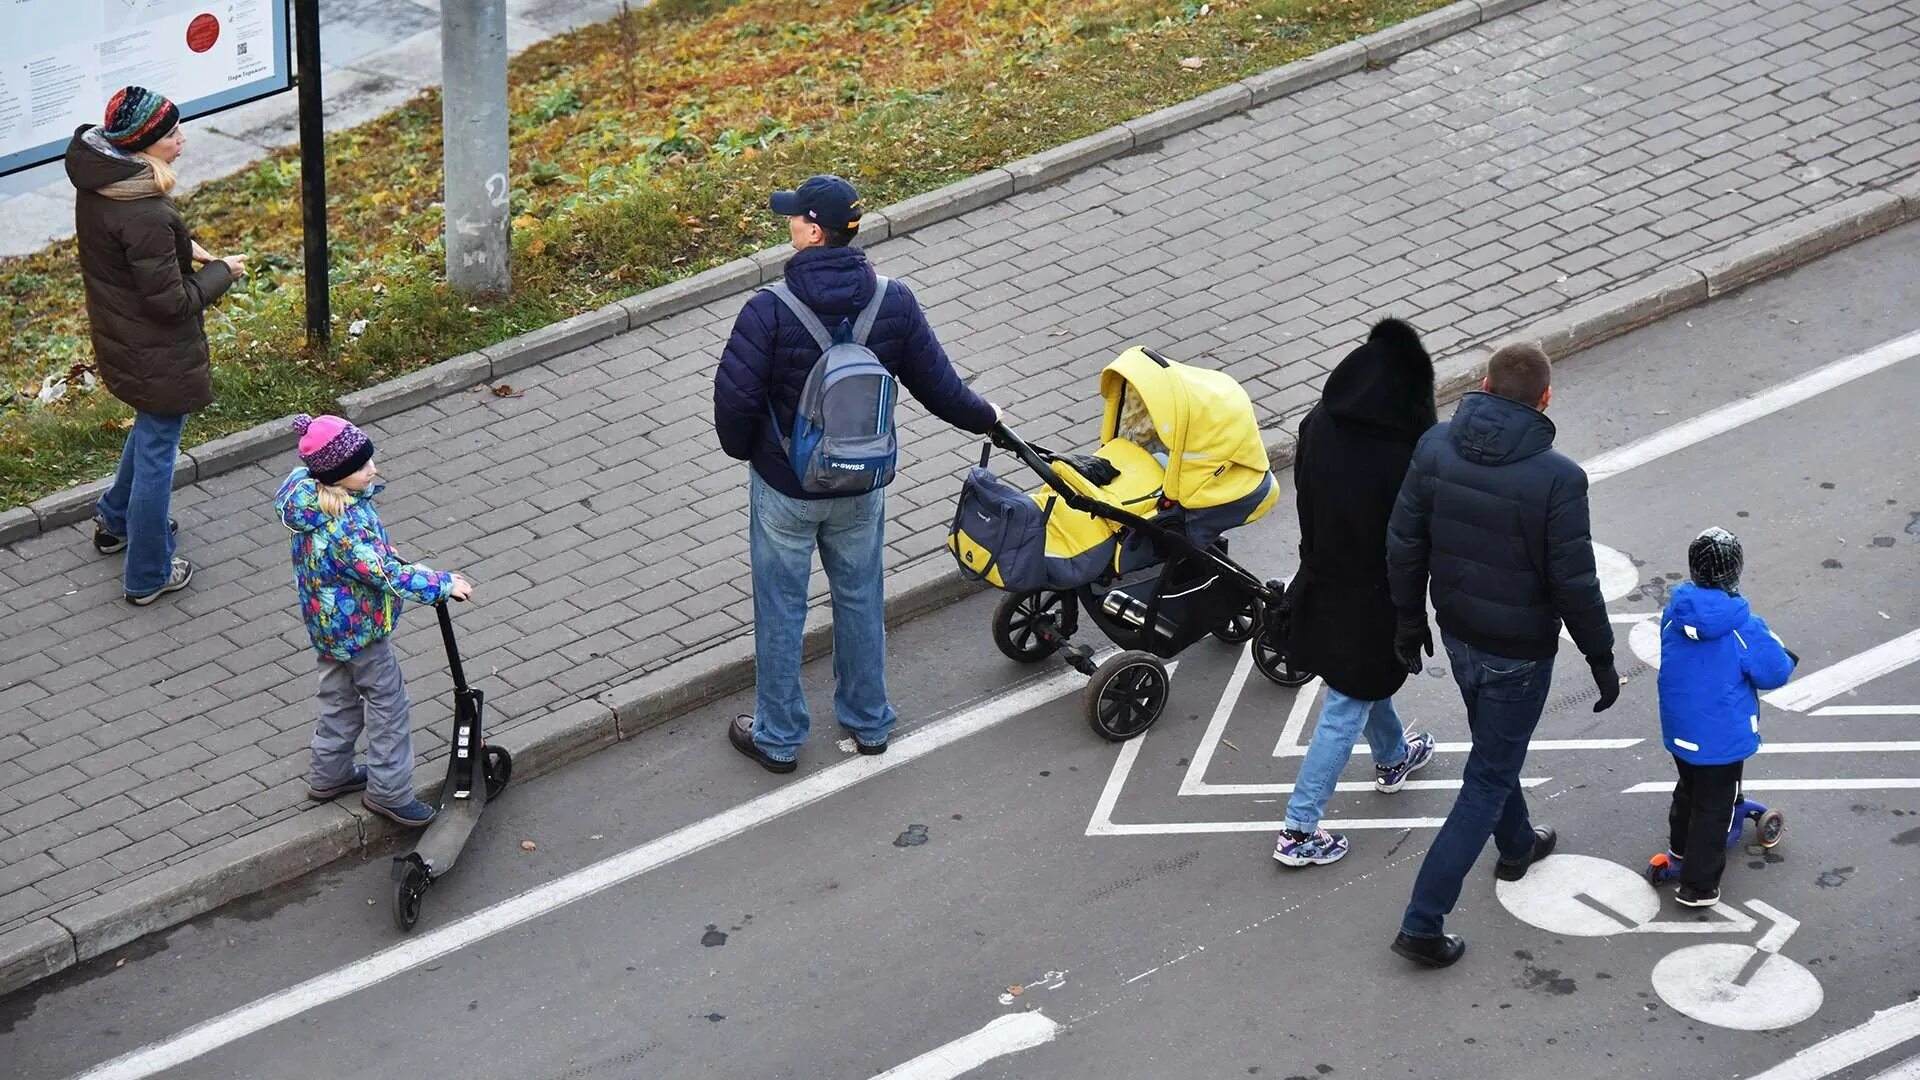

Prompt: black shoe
[
  {"left": 1676, "top": 884, "right": 1720, "bottom": 908},
  {"left": 1495, "top": 826, "right": 1558, "bottom": 882},
  {"left": 94, "top": 517, "right": 178, "bottom": 555},
  {"left": 845, "top": 730, "right": 888, "bottom": 756},
  {"left": 1392, "top": 931, "right": 1466, "bottom": 968},
  {"left": 729, "top": 715, "right": 796, "bottom": 774}
]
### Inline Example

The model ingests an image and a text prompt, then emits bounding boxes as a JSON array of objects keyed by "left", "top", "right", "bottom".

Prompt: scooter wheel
[
  {"left": 393, "top": 861, "right": 429, "bottom": 932},
  {"left": 1645, "top": 853, "right": 1671, "bottom": 886},
  {"left": 1758, "top": 809, "right": 1785, "bottom": 849},
  {"left": 484, "top": 745, "right": 513, "bottom": 801}
]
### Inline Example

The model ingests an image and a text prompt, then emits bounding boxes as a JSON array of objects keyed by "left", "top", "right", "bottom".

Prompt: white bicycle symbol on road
[{"left": 1496, "top": 853, "right": 1821, "bottom": 1031}]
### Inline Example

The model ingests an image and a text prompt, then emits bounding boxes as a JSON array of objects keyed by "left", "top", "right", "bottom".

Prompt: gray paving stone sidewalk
[{"left": 3, "top": 0, "right": 1917, "bottom": 940}]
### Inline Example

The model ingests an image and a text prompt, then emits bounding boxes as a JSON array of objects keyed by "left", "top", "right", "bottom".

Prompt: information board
[{"left": 0, "top": 0, "right": 292, "bottom": 176}]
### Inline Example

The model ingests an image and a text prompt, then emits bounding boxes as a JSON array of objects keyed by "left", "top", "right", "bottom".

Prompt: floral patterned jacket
[{"left": 275, "top": 468, "right": 452, "bottom": 661}]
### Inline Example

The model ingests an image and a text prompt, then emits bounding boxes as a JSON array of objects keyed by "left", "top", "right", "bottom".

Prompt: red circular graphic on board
[{"left": 186, "top": 14, "right": 220, "bottom": 53}]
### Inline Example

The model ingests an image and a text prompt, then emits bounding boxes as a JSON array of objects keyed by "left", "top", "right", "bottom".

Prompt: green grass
[{"left": 0, "top": 0, "right": 1446, "bottom": 508}]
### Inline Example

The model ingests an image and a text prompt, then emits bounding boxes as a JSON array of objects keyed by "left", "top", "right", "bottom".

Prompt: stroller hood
[{"left": 1099, "top": 347, "right": 1273, "bottom": 511}]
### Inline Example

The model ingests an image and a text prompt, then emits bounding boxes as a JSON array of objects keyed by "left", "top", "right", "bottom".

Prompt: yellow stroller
[{"left": 948, "top": 346, "right": 1313, "bottom": 741}]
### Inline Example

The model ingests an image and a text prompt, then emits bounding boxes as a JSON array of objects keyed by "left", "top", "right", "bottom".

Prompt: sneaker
[
  {"left": 855, "top": 739, "right": 887, "bottom": 756},
  {"left": 363, "top": 797, "right": 437, "bottom": 827},
  {"left": 1494, "top": 826, "right": 1558, "bottom": 881},
  {"left": 307, "top": 765, "right": 370, "bottom": 801},
  {"left": 93, "top": 517, "right": 178, "bottom": 555},
  {"left": 1375, "top": 730, "right": 1436, "bottom": 793},
  {"left": 1391, "top": 931, "right": 1466, "bottom": 968},
  {"left": 125, "top": 557, "right": 194, "bottom": 606},
  {"left": 1676, "top": 884, "right": 1720, "bottom": 908},
  {"left": 729, "top": 715, "right": 797, "bottom": 774},
  {"left": 1272, "top": 827, "right": 1350, "bottom": 867}
]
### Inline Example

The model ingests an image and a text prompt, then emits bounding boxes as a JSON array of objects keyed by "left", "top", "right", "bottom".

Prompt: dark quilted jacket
[
  {"left": 712, "top": 245, "right": 996, "bottom": 499},
  {"left": 1386, "top": 391, "right": 1613, "bottom": 662},
  {"left": 65, "top": 126, "right": 233, "bottom": 416}
]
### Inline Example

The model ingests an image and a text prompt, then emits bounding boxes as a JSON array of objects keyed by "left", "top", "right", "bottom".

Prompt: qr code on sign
[{"left": 237, "top": 41, "right": 249, "bottom": 55}]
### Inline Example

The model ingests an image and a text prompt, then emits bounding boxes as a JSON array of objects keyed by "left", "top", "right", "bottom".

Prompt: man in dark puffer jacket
[
  {"left": 713, "top": 175, "right": 999, "bottom": 773},
  {"left": 1384, "top": 342, "right": 1620, "bottom": 968}
]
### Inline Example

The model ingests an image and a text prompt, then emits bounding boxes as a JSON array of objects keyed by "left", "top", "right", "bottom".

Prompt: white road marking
[
  {"left": 1866, "top": 1053, "right": 1920, "bottom": 1080},
  {"left": 1756, "top": 741, "right": 1920, "bottom": 754},
  {"left": 1765, "top": 629, "right": 1920, "bottom": 712},
  {"left": 1177, "top": 647, "right": 1256, "bottom": 794},
  {"left": 869, "top": 1012, "right": 1060, "bottom": 1080},
  {"left": 1093, "top": 816, "right": 1452, "bottom": 834},
  {"left": 1651, "top": 942, "right": 1822, "bottom": 1031},
  {"left": 66, "top": 667, "right": 1093, "bottom": 1080},
  {"left": 1272, "top": 738, "right": 1641, "bottom": 759},
  {"left": 1179, "top": 777, "right": 1552, "bottom": 797},
  {"left": 1622, "top": 778, "right": 1920, "bottom": 793},
  {"left": 1812, "top": 706, "right": 1920, "bottom": 716},
  {"left": 1742, "top": 999, "right": 1920, "bottom": 1079},
  {"left": 1582, "top": 328, "right": 1920, "bottom": 483}
]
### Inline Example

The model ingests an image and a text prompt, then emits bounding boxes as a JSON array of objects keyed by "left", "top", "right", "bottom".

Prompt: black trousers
[{"left": 1668, "top": 756, "right": 1745, "bottom": 891}]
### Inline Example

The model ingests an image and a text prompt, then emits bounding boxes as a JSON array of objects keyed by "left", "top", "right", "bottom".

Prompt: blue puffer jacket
[
  {"left": 1656, "top": 583, "right": 1797, "bottom": 765},
  {"left": 713, "top": 245, "right": 997, "bottom": 499}
]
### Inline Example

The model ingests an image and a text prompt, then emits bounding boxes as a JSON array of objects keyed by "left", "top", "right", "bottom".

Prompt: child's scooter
[
  {"left": 1644, "top": 795, "right": 1785, "bottom": 885},
  {"left": 391, "top": 599, "right": 512, "bottom": 931}
]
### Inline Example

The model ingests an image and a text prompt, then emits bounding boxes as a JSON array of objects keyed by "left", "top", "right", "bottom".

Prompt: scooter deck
[{"left": 411, "top": 755, "right": 488, "bottom": 879}]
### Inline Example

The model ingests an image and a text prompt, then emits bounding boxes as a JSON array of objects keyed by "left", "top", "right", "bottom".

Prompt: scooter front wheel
[
  {"left": 484, "top": 745, "right": 513, "bottom": 801},
  {"left": 1758, "top": 809, "right": 1786, "bottom": 849},
  {"left": 394, "top": 861, "right": 429, "bottom": 932}
]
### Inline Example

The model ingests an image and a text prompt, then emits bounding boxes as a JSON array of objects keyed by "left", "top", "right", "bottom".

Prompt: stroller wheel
[
  {"left": 1211, "top": 598, "right": 1258, "bottom": 644},
  {"left": 1085, "top": 651, "right": 1170, "bottom": 742},
  {"left": 1252, "top": 622, "right": 1314, "bottom": 688},
  {"left": 993, "top": 590, "right": 1073, "bottom": 663}
]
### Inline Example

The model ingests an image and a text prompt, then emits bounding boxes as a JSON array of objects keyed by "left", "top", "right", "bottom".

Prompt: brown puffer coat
[{"left": 65, "top": 125, "right": 233, "bottom": 416}]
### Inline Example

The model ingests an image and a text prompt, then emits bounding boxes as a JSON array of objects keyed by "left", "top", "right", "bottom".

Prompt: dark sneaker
[
  {"left": 1272, "top": 827, "right": 1350, "bottom": 867},
  {"left": 1392, "top": 931, "right": 1466, "bottom": 968},
  {"left": 855, "top": 739, "right": 887, "bottom": 756},
  {"left": 125, "top": 557, "right": 194, "bottom": 606},
  {"left": 307, "top": 764, "right": 370, "bottom": 801},
  {"left": 729, "top": 715, "right": 797, "bottom": 774},
  {"left": 1375, "top": 730, "right": 1436, "bottom": 793},
  {"left": 1676, "top": 884, "right": 1720, "bottom": 908},
  {"left": 1495, "top": 826, "right": 1558, "bottom": 881},
  {"left": 93, "top": 517, "right": 178, "bottom": 555},
  {"left": 363, "top": 797, "right": 437, "bottom": 827}
]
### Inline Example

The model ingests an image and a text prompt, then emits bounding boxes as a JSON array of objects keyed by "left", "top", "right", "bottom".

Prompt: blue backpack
[{"left": 763, "top": 277, "right": 898, "bottom": 495}]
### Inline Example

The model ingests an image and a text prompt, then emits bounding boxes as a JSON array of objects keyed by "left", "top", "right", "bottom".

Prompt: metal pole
[
  {"left": 440, "top": 0, "right": 511, "bottom": 296},
  {"left": 293, "top": 0, "right": 330, "bottom": 344}
]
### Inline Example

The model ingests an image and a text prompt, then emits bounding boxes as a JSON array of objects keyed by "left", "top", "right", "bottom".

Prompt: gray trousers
[{"left": 310, "top": 638, "right": 415, "bottom": 806}]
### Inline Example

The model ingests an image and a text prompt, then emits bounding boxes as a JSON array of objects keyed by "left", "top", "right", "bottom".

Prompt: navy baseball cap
[{"left": 770, "top": 175, "right": 863, "bottom": 231}]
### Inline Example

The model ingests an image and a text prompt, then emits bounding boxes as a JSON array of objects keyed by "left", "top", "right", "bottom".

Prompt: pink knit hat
[{"left": 291, "top": 414, "right": 375, "bottom": 484}]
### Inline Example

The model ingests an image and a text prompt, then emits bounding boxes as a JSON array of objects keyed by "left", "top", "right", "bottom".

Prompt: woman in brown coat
[{"left": 66, "top": 86, "right": 246, "bottom": 604}]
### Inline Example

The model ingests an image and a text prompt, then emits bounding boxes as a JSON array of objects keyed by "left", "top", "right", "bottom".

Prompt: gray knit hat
[{"left": 1687, "top": 526, "right": 1743, "bottom": 595}]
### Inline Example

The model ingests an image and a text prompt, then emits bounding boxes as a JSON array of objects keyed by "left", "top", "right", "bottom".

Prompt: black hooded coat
[{"left": 1285, "top": 319, "right": 1437, "bottom": 701}]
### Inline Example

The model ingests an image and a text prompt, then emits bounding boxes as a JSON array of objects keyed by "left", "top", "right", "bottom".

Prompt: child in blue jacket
[{"left": 1655, "top": 528, "right": 1797, "bottom": 907}]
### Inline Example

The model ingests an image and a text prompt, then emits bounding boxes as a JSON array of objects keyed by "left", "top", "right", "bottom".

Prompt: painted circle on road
[
  {"left": 187, "top": 13, "right": 221, "bottom": 53},
  {"left": 1630, "top": 615, "right": 1662, "bottom": 670},
  {"left": 1651, "top": 944, "right": 1823, "bottom": 1030},
  {"left": 1594, "top": 542, "right": 1638, "bottom": 604},
  {"left": 1495, "top": 854, "right": 1660, "bottom": 936}
]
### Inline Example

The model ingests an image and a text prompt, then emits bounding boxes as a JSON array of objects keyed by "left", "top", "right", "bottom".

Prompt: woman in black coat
[{"left": 1273, "top": 319, "right": 1441, "bottom": 868}]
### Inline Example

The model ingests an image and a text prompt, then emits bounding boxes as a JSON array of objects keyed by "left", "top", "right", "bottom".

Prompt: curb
[
  {"left": 4, "top": 0, "right": 1531, "bottom": 536},
  {"left": 5, "top": 2, "right": 1917, "bottom": 997}
]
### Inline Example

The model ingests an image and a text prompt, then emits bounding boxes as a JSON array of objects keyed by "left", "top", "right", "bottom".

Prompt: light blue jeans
[
  {"left": 748, "top": 470, "right": 895, "bottom": 762},
  {"left": 1283, "top": 687, "right": 1409, "bottom": 833},
  {"left": 94, "top": 410, "right": 186, "bottom": 595}
]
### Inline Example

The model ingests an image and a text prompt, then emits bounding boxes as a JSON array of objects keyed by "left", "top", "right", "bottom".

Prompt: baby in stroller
[{"left": 948, "top": 346, "right": 1311, "bottom": 740}]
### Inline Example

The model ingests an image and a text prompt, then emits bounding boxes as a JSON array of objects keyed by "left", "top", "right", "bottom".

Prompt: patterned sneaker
[
  {"left": 1272, "top": 828, "right": 1350, "bottom": 867},
  {"left": 1375, "top": 730, "right": 1436, "bottom": 793},
  {"left": 93, "top": 516, "right": 178, "bottom": 555}
]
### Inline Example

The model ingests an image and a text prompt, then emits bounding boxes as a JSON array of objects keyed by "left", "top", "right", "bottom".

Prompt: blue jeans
[
  {"left": 1284, "top": 687, "right": 1408, "bottom": 833},
  {"left": 95, "top": 410, "right": 186, "bottom": 594},
  {"left": 748, "top": 470, "right": 895, "bottom": 762},
  {"left": 1401, "top": 631, "right": 1555, "bottom": 938}
]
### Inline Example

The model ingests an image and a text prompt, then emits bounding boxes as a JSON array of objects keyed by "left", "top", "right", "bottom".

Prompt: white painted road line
[
  {"left": 1741, "top": 998, "right": 1920, "bottom": 1080},
  {"left": 1766, "top": 629, "right": 1920, "bottom": 712},
  {"left": 1812, "top": 706, "right": 1920, "bottom": 716},
  {"left": 1182, "top": 777, "right": 1552, "bottom": 797},
  {"left": 65, "top": 666, "right": 1093, "bottom": 1080},
  {"left": 1092, "top": 816, "right": 1453, "bottom": 834},
  {"left": 1583, "top": 328, "right": 1920, "bottom": 484},
  {"left": 869, "top": 1012, "right": 1060, "bottom": 1080},
  {"left": 1274, "top": 738, "right": 1643, "bottom": 759},
  {"left": 1867, "top": 1053, "right": 1920, "bottom": 1080},
  {"left": 1756, "top": 741, "right": 1920, "bottom": 754},
  {"left": 1622, "top": 778, "right": 1920, "bottom": 794}
]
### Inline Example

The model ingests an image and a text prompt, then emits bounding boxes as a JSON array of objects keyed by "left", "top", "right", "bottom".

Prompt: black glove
[
  {"left": 1393, "top": 614, "right": 1433, "bottom": 675},
  {"left": 1058, "top": 453, "right": 1120, "bottom": 486},
  {"left": 1589, "top": 655, "right": 1621, "bottom": 713}
]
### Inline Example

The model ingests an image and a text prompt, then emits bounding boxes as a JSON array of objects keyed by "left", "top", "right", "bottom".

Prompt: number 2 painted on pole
[{"left": 486, "top": 173, "right": 509, "bottom": 209}]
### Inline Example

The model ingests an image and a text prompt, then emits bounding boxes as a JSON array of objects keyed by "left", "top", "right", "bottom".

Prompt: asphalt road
[{"left": 5, "top": 223, "right": 1919, "bottom": 1080}]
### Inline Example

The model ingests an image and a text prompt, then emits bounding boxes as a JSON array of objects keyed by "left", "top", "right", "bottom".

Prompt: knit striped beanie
[{"left": 102, "top": 87, "right": 180, "bottom": 153}]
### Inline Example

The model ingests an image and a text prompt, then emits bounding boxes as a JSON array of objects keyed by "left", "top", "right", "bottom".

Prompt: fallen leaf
[
  {"left": 1221, "top": 738, "right": 1241, "bottom": 752},
  {"left": 521, "top": 840, "right": 537, "bottom": 852},
  {"left": 1179, "top": 56, "right": 1204, "bottom": 70},
  {"left": 1047, "top": 329, "right": 1069, "bottom": 337},
  {"left": 527, "top": 237, "right": 547, "bottom": 257},
  {"left": 115, "top": 958, "right": 126, "bottom": 968},
  {"left": 1006, "top": 984, "right": 1024, "bottom": 997},
  {"left": 491, "top": 384, "right": 524, "bottom": 398}
]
